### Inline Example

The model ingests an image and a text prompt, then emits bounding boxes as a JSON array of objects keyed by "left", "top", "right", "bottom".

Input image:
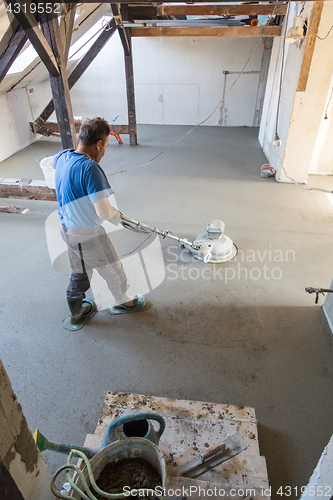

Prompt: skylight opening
[
  {"left": 6, "top": 15, "right": 111, "bottom": 76},
  {"left": 7, "top": 42, "right": 38, "bottom": 75}
]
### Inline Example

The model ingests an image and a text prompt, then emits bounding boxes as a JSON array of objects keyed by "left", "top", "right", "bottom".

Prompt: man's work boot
[{"left": 67, "top": 299, "right": 92, "bottom": 325}]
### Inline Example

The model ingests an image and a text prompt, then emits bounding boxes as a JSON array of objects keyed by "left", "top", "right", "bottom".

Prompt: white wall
[
  {"left": 258, "top": 1, "right": 313, "bottom": 177},
  {"left": 259, "top": 1, "right": 333, "bottom": 181},
  {"left": 309, "top": 74, "right": 333, "bottom": 174},
  {"left": 0, "top": 92, "right": 21, "bottom": 162},
  {"left": 8, "top": 88, "right": 36, "bottom": 149},
  {"left": 28, "top": 32, "right": 265, "bottom": 128}
]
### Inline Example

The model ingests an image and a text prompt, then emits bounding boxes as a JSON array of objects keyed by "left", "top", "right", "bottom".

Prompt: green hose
[{"left": 51, "top": 449, "right": 163, "bottom": 499}]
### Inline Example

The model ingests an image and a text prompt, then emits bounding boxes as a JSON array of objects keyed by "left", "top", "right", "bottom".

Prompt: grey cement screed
[{"left": 1, "top": 126, "right": 333, "bottom": 497}]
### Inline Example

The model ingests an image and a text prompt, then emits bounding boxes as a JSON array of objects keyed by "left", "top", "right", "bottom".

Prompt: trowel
[{"left": 175, "top": 432, "right": 246, "bottom": 478}]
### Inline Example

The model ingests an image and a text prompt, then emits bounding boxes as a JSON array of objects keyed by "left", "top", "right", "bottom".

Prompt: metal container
[{"left": 71, "top": 437, "right": 166, "bottom": 499}]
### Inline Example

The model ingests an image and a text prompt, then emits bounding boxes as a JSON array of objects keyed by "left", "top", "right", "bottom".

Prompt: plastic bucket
[
  {"left": 71, "top": 437, "right": 166, "bottom": 499},
  {"left": 40, "top": 156, "right": 56, "bottom": 189}
]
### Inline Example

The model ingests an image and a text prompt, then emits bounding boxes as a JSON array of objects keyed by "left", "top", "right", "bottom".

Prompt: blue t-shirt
[{"left": 53, "top": 149, "right": 114, "bottom": 228}]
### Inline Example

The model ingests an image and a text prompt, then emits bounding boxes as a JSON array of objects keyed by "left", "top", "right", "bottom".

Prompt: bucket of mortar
[
  {"left": 70, "top": 437, "right": 166, "bottom": 499},
  {"left": 102, "top": 413, "right": 165, "bottom": 447}
]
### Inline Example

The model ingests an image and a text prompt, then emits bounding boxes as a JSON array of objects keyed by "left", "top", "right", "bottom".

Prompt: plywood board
[{"left": 91, "top": 392, "right": 269, "bottom": 491}]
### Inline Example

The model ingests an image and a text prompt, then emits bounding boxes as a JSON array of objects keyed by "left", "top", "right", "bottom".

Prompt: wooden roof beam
[
  {"left": 5, "top": 1, "right": 60, "bottom": 77},
  {"left": 60, "top": 3, "right": 77, "bottom": 65},
  {"left": 128, "top": 4, "right": 287, "bottom": 19},
  {"left": 131, "top": 26, "right": 282, "bottom": 37},
  {"left": 297, "top": 0, "right": 323, "bottom": 92},
  {"left": 0, "top": 18, "right": 27, "bottom": 84}
]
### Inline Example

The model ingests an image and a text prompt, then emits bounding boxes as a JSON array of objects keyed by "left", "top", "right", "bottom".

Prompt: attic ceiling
[{"left": 0, "top": 1, "right": 291, "bottom": 147}]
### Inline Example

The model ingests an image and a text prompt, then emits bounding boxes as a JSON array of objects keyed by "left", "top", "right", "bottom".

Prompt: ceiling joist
[
  {"left": 129, "top": 4, "right": 288, "bottom": 18},
  {"left": 131, "top": 26, "right": 282, "bottom": 38}
]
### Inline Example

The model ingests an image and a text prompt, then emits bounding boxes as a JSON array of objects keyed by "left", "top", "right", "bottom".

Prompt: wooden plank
[
  {"left": 93, "top": 393, "right": 270, "bottom": 491},
  {"left": 33, "top": 121, "right": 130, "bottom": 135},
  {"left": 131, "top": 26, "right": 282, "bottom": 37},
  {"left": 297, "top": 1, "right": 323, "bottom": 92},
  {"left": 6, "top": 1, "right": 60, "bottom": 77},
  {"left": 34, "top": 18, "right": 117, "bottom": 125},
  {"left": 0, "top": 18, "right": 27, "bottom": 84},
  {"left": 0, "top": 182, "right": 56, "bottom": 201},
  {"left": 40, "top": 13, "right": 77, "bottom": 149},
  {"left": 156, "top": 4, "right": 288, "bottom": 17}
]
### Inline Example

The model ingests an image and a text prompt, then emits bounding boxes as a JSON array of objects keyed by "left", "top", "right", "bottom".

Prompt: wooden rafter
[
  {"left": 34, "top": 17, "right": 117, "bottom": 127},
  {"left": 60, "top": 3, "right": 76, "bottom": 65},
  {"left": 131, "top": 26, "right": 282, "bottom": 37},
  {"left": 0, "top": 18, "right": 27, "bottom": 84},
  {"left": 297, "top": 0, "right": 323, "bottom": 92},
  {"left": 5, "top": 1, "right": 60, "bottom": 77}
]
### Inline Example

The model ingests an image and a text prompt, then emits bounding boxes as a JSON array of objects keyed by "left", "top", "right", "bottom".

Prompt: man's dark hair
[{"left": 78, "top": 117, "right": 110, "bottom": 146}]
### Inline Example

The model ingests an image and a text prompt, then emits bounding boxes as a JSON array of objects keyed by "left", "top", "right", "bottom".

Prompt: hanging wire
[
  {"left": 324, "top": 86, "right": 333, "bottom": 119},
  {"left": 317, "top": 25, "right": 333, "bottom": 40}
]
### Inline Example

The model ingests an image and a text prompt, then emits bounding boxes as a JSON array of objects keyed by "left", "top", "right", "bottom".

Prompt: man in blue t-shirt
[{"left": 53, "top": 117, "right": 146, "bottom": 327}]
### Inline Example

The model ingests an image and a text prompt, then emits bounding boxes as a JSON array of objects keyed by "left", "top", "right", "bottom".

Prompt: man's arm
[{"left": 93, "top": 197, "right": 121, "bottom": 224}]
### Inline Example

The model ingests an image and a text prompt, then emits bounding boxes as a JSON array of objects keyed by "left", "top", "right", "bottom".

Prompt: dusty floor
[{"left": 1, "top": 125, "right": 333, "bottom": 498}]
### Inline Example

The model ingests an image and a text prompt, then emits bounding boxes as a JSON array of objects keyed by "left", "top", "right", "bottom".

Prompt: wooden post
[
  {"left": 40, "top": 13, "right": 77, "bottom": 149},
  {"left": 120, "top": 5, "right": 137, "bottom": 146},
  {"left": 124, "top": 40, "right": 137, "bottom": 146}
]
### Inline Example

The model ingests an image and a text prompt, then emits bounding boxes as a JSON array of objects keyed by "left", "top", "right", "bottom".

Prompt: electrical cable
[
  {"left": 275, "top": 146, "right": 333, "bottom": 193},
  {"left": 317, "top": 25, "right": 333, "bottom": 40},
  {"left": 107, "top": 5, "right": 281, "bottom": 178},
  {"left": 324, "top": 86, "right": 333, "bottom": 119},
  {"left": 119, "top": 234, "right": 152, "bottom": 257}
]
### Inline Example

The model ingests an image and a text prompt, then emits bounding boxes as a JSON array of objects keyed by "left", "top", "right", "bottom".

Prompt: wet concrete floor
[{"left": 1, "top": 125, "right": 333, "bottom": 497}]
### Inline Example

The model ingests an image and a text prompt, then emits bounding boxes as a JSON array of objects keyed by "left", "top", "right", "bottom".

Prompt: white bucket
[{"left": 40, "top": 156, "right": 56, "bottom": 189}]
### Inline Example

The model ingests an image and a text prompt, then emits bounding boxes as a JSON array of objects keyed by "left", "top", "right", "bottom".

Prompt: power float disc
[{"left": 191, "top": 233, "right": 238, "bottom": 263}]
